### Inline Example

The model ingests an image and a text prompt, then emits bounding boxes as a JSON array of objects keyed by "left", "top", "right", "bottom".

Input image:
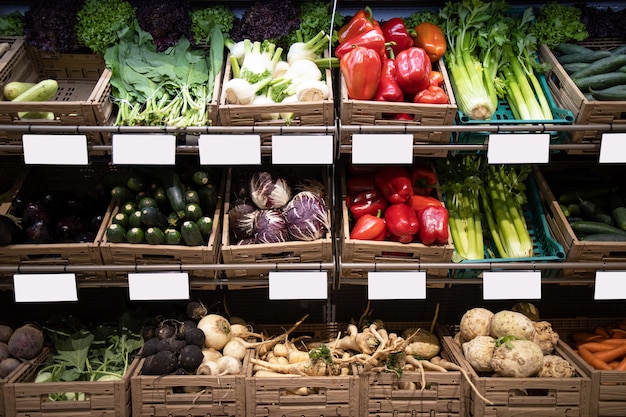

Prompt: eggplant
[
  {"left": 22, "top": 201, "right": 49, "bottom": 225},
  {"left": 24, "top": 220, "right": 53, "bottom": 243},
  {"left": 55, "top": 215, "right": 84, "bottom": 242}
]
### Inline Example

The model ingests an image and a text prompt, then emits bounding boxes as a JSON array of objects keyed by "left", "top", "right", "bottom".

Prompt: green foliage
[
  {"left": 403, "top": 9, "right": 444, "bottom": 30},
  {"left": 76, "top": 0, "right": 136, "bottom": 54},
  {"left": 0, "top": 10, "right": 24, "bottom": 36},
  {"left": 191, "top": 5, "right": 235, "bottom": 43},
  {"left": 530, "top": 2, "right": 588, "bottom": 48},
  {"left": 286, "top": 0, "right": 344, "bottom": 45}
]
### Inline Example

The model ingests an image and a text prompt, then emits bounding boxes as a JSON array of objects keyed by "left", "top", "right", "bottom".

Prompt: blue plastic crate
[{"left": 451, "top": 174, "right": 566, "bottom": 278}]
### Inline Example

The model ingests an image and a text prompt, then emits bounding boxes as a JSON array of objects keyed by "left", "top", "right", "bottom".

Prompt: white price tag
[
  {"left": 594, "top": 271, "right": 626, "bottom": 300},
  {"left": 272, "top": 135, "right": 333, "bottom": 164},
  {"left": 352, "top": 134, "right": 413, "bottom": 164},
  {"left": 112, "top": 134, "right": 176, "bottom": 165},
  {"left": 198, "top": 134, "right": 261, "bottom": 165},
  {"left": 23, "top": 134, "right": 88, "bottom": 165},
  {"left": 368, "top": 271, "right": 426, "bottom": 300},
  {"left": 599, "top": 133, "right": 626, "bottom": 163},
  {"left": 482, "top": 271, "right": 541, "bottom": 300},
  {"left": 13, "top": 273, "right": 78, "bottom": 302},
  {"left": 487, "top": 133, "right": 550, "bottom": 164},
  {"left": 268, "top": 271, "right": 327, "bottom": 300},
  {"left": 128, "top": 272, "right": 190, "bottom": 300}
]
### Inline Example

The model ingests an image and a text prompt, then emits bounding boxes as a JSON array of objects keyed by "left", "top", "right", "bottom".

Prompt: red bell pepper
[
  {"left": 412, "top": 22, "right": 447, "bottom": 63},
  {"left": 417, "top": 205, "right": 449, "bottom": 245},
  {"left": 410, "top": 163, "right": 438, "bottom": 196},
  {"left": 346, "top": 174, "right": 375, "bottom": 195},
  {"left": 381, "top": 17, "right": 414, "bottom": 56},
  {"left": 384, "top": 203, "right": 419, "bottom": 243},
  {"left": 335, "top": 26, "right": 386, "bottom": 59},
  {"left": 414, "top": 85, "right": 449, "bottom": 104},
  {"left": 374, "top": 51, "right": 404, "bottom": 102},
  {"left": 409, "top": 195, "right": 442, "bottom": 212},
  {"left": 393, "top": 113, "right": 414, "bottom": 121},
  {"left": 394, "top": 46, "right": 431, "bottom": 95},
  {"left": 340, "top": 45, "right": 382, "bottom": 100},
  {"left": 350, "top": 210, "right": 387, "bottom": 241},
  {"left": 429, "top": 70, "right": 444, "bottom": 87},
  {"left": 347, "top": 189, "right": 388, "bottom": 220},
  {"left": 337, "top": 6, "right": 379, "bottom": 44},
  {"left": 374, "top": 166, "right": 413, "bottom": 204}
]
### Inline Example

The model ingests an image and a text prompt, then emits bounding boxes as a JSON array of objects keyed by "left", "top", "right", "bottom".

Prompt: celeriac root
[{"left": 430, "top": 356, "right": 494, "bottom": 405}]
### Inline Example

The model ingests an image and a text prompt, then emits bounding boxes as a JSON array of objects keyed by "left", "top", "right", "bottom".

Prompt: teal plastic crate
[
  {"left": 451, "top": 174, "right": 566, "bottom": 278},
  {"left": 452, "top": 72, "right": 575, "bottom": 148}
]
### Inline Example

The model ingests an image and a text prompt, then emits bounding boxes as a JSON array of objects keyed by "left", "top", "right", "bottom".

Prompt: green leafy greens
[
  {"left": 76, "top": 0, "right": 136, "bottom": 54},
  {"left": 529, "top": 2, "right": 588, "bottom": 48}
]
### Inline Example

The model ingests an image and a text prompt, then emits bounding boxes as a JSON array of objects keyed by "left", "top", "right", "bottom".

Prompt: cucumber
[
  {"left": 558, "top": 50, "right": 612, "bottom": 65},
  {"left": 111, "top": 186, "right": 135, "bottom": 204},
  {"left": 164, "top": 228, "right": 183, "bottom": 245},
  {"left": 111, "top": 212, "right": 129, "bottom": 229},
  {"left": 581, "top": 233, "right": 626, "bottom": 242},
  {"left": 591, "top": 84, "right": 626, "bottom": 101},
  {"left": 570, "top": 220, "right": 626, "bottom": 237},
  {"left": 570, "top": 54, "right": 626, "bottom": 80},
  {"left": 120, "top": 201, "right": 137, "bottom": 217},
  {"left": 138, "top": 196, "right": 159, "bottom": 209},
  {"left": 128, "top": 210, "right": 143, "bottom": 228},
  {"left": 184, "top": 203, "right": 203, "bottom": 222},
  {"left": 145, "top": 227, "right": 166, "bottom": 245},
  {"left": 573, "top": 72, "right": 626, "bottom": 92},
  {"left": 106, "top": 223, "right": 126, "bottom": 243},
  {"left": 613, "top": 207, "right": 626, "bottom": 231},
  {"left": 196, "top": 216, "right": 213, "bottom": 240},
  {"left": 3, "top": 81, "right": 35, "bottom": 100},
  {"left": 181, "top": 220, "right": 204, "bottom": 246},
  {"left": 11, "top": 79, "right": 58, "bottom": 102},
  {"left": 185, "top": 189, "right": 200, "bottom": 205},
  {"left": 611, "top": 44, "right": 626, "bottom": 55},
  {"left": 126, "top": 227, "right": 145, "bottom": 244},
  {"left": 558, "top": 186, "right": 615, "bottom": 204},
  {"left": 140, "top": 207, "right": 168, "bottom": 230},
  {"left": 556, "top": 43, "right": 595, "bottom": 55},
  {"left": 562, "top": 62, "right": 590, "bottom": 74}
]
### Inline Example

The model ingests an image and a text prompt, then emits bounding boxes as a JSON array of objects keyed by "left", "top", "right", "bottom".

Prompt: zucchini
[
  {"left": 153, "top": 187, "right": 170, "bottom": 210},
  {"left": 192, "top": 170, "right": 211, "bottom": 185},
  {"left": 164, "top": 228, "right": 183, "bottom": 245},
  {"left": 570, "top": 220, "right": 626, "bottom": 237},
  {"left": 11, "top": 79, "right": 58, "bottom": 102},
  {"left": 164, "top": 172, "right": 186, "bottom": 216},
  {"left": 196, "top": 216, "right": 213, "bottom": 240},
  {"left": 120, "top": 201, "right": 137, "bottom": 217},
  {"left": 181, "top": 220, "right": 204, "bottom": 246},
  {"left": 184, "top": 203, "right": 203, "bottom": 222},
  {"left": 581, "top": 233, "right": 626, "bottom": 242},
  {"left": 128, "top": 210, "right": 143, "bottom": 228},
  {"left": 3, "top": 81, "right": 35, "bottom": 100},
  {"left": 591, "top": 84, "right": 626, "bottom": 101},
  {"left": 197, "top": 184, "right": 218, "bottom": 214},
  {"left": 613, "top": 206, "right": 626, "bottom": 231},
  {"left": 127, "top": 175, "right": 147, "bottom": 192},
  {"left": 140, "top": 207, "right": 168, "bottom": 230},
  {"left": 556, "top": 43, "right": 595, "bottom": 55},
  {"left": 138, "top": 196, "right": 159, "bottom": 209},
  {"left": 570, "top": 54, "right": 626, "bottom": 80},
  {"left": 111, "top": 186, "right": 135, "bottom": 204},
  {"left": 185, "top": 189, "right": 200, "bottom": 205},
  {"left": 126, "top": 227, "right": 145, "bottom": 244},
  {"left": 572, "top": 72, "right": 626, "bottom": 92},
  {"left": 167, "top": 211, "right": 182, "bottom": 228},
  {"left": 111, "top": 212, "right": 129, "bottom": 229},
  {"left": 558, "top": 50, "right": 612, "bottom": 65},
  {"left": 106, "top": 223, "right": 126, "bottom": 243},
  {"left": 562, "top": 62, "right": 590, "bottom": 74},
  {"left": 145, "top": 227, "right": 166, "bottom": 245}
]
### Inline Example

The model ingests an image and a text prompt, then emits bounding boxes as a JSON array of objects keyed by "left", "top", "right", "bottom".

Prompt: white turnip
[
  {"left": 222, "top": 339, "right": 246, "bottom": 361},
  {"left": 7, "top": 324, "right": 44, "bottom": 360},
  {"left": 196, "top": 359, "right": 218, "bottom": 375},
  {"left": 216, "top": 355, "right": 243, "bottom": 375},
  {"left": 197, "top": 314, "right": 231, "bottom": 351}
]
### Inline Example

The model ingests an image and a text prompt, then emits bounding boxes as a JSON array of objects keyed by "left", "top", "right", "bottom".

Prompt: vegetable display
[{"left": 567, "top": 319, "right": 626, "bottom": 371}]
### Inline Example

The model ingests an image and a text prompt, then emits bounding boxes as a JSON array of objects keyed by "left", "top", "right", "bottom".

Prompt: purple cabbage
[
  {"left": 24, "top": 0, "right": 83, "bottom": 52},
  {"left": 134, "top": 0, "right": 193, "bottom": 51},
  {"left": 249, "top": 171, "right": 292, "bottom": 210},
  {"left": 228, "top": 200, "right": 257, "bottom": 241},
  {"left": 230, "top": 0, "right": 300, "bottom": 44},
  {"left": 283, "top": 191, "right": 330, "bottom": 241},
  {"left": 254, "top": 209, "right": 289, "bottom": 244}
]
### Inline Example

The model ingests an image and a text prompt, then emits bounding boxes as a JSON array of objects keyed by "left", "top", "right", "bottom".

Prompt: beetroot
[
  {"left": 0, "top": 342, "right": 8, "bottom": 361},
  {"left": 0, "top": 325, "right": 13, "bottom": 343},
  {"left": 0, "top": 357, "right": 20, "bottom": 378},
  {"left": 7, "top": 324, "right": 44, "bottom": 360}
]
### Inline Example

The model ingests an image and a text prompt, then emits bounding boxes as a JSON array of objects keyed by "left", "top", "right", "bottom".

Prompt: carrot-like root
[{"left": 430, "top": 356, "right": 494, "bottom": 405}]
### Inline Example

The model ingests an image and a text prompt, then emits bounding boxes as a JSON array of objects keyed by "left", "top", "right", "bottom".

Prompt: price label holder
[
  {"left": 594, "top": 271, "right": 626, "bottom": 300},
  {"left": 482, "top": 271, "right": 541, "bottom": 300},
  {"left": 268, "top": 271, "right": 327, "bottom": 300},
  {"left": 367, "top": 271, "right": 426, "bottom": 300},
  {"left": 13, "top": 273, "right": 78, "bottom": 302},
  {"left": 599, "top": 133, "right": 626, "bottom": 163},
  {"left": 198, "top": 134, "right": 261, "bottom": 165},
  {"left": 23, "top": 134, "right": 88, "bottom": 165},
  {"left": 352, "top": 134, "right": 413, "bottom": 164},
  {"left": 272, "top": 135, "right": 333, "bottom": 164},
  {"left": 487, "top": 133, "right": 550, "bottom": 164},
  {"left": 112, "top": 134, "right": 176, "bottom": 165},
  {"left": 128, "top": 272, "right": 190, "bottom": 300}
]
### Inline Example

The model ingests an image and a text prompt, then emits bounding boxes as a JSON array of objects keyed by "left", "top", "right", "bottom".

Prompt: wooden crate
[
  {"left": 0, "top": 165, "right": 110, "bottom": 280},
  {"left": 99, "top": 171, "right": 225, "bottom": 280},
  {"left": 533, "top": 164, "right": 626, "bottom": 279},
  {"left": 246, "top": 350, "right": 359, "bottom": 417},
  {"left": 339, "top": 165, "right": 454, "bottom": 282},
  {"left": 442, "top": 336, "right": 591, "bottom": 417},
  {"left": 218, "top": 54, "right": 335, "bottom": 145},
  {"left": 4, "top": 351, "right": 139, "bottom": 417},
  {"left": 220, "top": 166, "right": 333, "bottom": 280},
  {"left": 130, "top": 350, "right": 249, "bottom": 417},
  {"left": 0, "top": 348, "right": 49, "bottom": 417},
  {"left": 0, "top": 39, "right": 113, "bottom": 148},
  {"left": 340, "top": 58, "right": 457, "bottom": 158},
  {"left": 539, "top": 43, "right": 626, "bottom": 153},
  {"left": 0, "top": 37, "right": 27, "bottom": 80}
]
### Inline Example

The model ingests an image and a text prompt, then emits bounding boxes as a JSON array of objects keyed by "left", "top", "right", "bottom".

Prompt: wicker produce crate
[
  {"left": 539, "top": 43, "right": 626, "bottom": 153},
  {"left": 220, "top": 166, "right": 333, "bottom": 280},
  {"left": 340, "top": 58, "right": 457, "bottom": 158},
  {"left": 0, "top": 39, "right": 113, "bottom": 148},
  {"left": 246, "top": 350, "right": 359, "bottom": 417},
  {"left": 99, "top": 169, "right": 225, "bottom": 281},
  {"left": 0, "top": 165, "right": 110, "bottom": 280},
  {"left": 533, "top": 163, "right": 626, "bottom": 279},
  {"left": 4, "top": 351, "right": 139, "bottom": 417},
  {"left": 218, "top": 54, "right": 335, "bottom": 145},
  {"left": 339, "top": 165, "right": 454, "bottom": 282},
  {"left": 130, "top": 349, "right": 250, "bottom": 417},
  {"left": 442, "top": 335, "right": 592, "bottom": 417},
  {"left": 0, "top": 347, "right": 49, "bottom": 417}
]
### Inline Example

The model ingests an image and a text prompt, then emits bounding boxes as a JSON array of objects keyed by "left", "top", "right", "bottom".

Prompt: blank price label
[
  {"left": 488, "top": 133, "right": 550, "bottom": 164},
  {"left": 368, "top": 271, "right": 426, "bottom": 300},
  {"left": 23, "top": 134, "right": 88, "bottom": 165},
  {"left": 112, "top": 134, "right": 176, "bottom": 165},
  {"left": 352, "top": 134, "right": 414, "bottom": 164},
  {"left": 272, "top": 135, "right": 333, "bottom": 164},
  {"left": 594, "top": 271, "right": 626, "bottom": 300},
  {"left": 599, "top": 133, "right": 626, "bottom": 163},
  {"left": 483, "top": 271, "right": 541, "bottom": 300},
  {"left": 198, "top": 134, "right": 261, "bottom": 165},
  {"left": 14, "top": 273, "right": 78, "bottom": 302},
  {"left": 268, "top": 271, "right": 327, "bottom": 300},
  {"left": 128, "top": 272, "right": 190, "bottom": 300}
]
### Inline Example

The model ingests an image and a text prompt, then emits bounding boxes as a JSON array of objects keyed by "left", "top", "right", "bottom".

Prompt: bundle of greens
[
  {"left": 285, "top": 0, "right": 344, "bottom": 46},
  {"left": 0, "top": 10, "right": 24, "bottom": 36},
  {"left": 76, "top": 0, "right": 136, "bottom": 54},
  {"left": 190, "top": 5, "right": 235, "bottom": 44},
  {"left": 530, "top": 2, "right": 588, "bottom": 47}
]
